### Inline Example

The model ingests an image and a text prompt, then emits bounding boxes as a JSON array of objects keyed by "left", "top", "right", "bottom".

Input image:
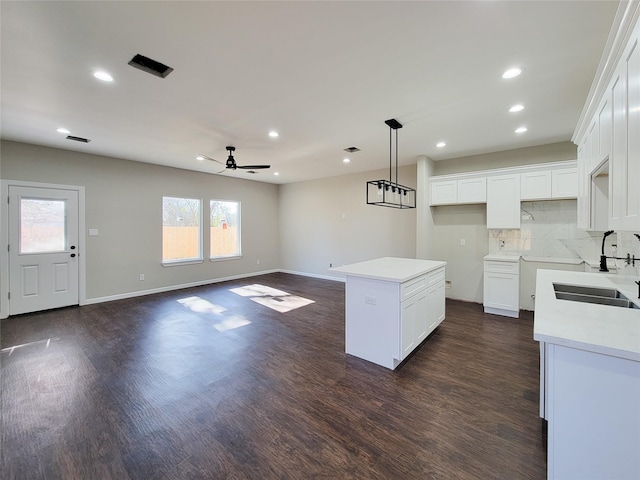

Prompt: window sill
[
  {"left": 210, "top": 255, "right": 242, "bottom": 262},
  {"left": 162, "top": 259, "right": 204, "bottom": 267}
]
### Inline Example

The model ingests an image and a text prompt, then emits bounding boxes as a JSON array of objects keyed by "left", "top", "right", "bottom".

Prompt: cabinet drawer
[
  {"left": 484, "top": 260, "right": 519, "bottom": 274},
  {"left": 401, "top": 275, "right": 427, "bottom": 301},
  {"left": 427, "top": 267, "right": 445, "bottom": 286}
]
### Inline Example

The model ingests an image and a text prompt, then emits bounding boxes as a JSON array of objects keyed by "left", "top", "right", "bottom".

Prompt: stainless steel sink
[{"left": 553, "top": 283, "right": 639, "bottom": 309}]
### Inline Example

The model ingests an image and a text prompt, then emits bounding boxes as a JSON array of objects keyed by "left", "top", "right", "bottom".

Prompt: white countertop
[
  {"left": 484, "top": 254, "right": 521, "bottom": 262},
  {"left": 328, "top": 257, "right": 446, "bottom": 283},
  {"left": 534, "top": 269, "right": 640, "bottom": 361}
]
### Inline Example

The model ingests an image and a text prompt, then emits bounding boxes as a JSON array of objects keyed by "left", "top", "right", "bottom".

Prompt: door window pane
[
  {"left": 210, "top": 200, "right": 241, "bottom": 259},
  {"left": 162, "top": 196, "right": 202, "bottom": 263},
  {"left": 20, "top": 198, "right": 66, "bottom": 253}
]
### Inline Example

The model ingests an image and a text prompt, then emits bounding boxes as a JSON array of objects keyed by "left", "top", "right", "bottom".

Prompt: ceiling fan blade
[
  {"left": 236, "top": 165, "right": 270, "bottom": 169},
  {"left": 198, "top": 154, "right": 226, "bottom": 168}
]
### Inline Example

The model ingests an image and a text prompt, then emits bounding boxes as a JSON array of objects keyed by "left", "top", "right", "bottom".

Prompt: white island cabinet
[
  {"left": 330, "top": 257, "right": 446, "bottom": 370},
  {"left": 534, "top": 269, "right": 640, "bottom": 480}
]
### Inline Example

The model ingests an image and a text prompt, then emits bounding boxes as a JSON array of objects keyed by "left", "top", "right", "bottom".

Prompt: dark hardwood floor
[{"left": 1, "top": 273, "right": 546, "bottom": 479}]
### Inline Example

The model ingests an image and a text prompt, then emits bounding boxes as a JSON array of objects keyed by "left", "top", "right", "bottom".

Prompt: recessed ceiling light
[
  {"left": 509, "top": 104, "right": 525, "bottom": 113},
  {"left": 93, "top": 70, "right": 114, "bottom": 82},
  {"left": 56, "top": 127, "right": 70, "bottom": 134},
  {"left": 343, "top": 158, "right": 351, "bottom": 163},
  {"left": 436, "top": 142, "right": 446, "bottom": 148},
  {"left": 502, "top": 67, "right": 522, "bottom": 79},
  {"left": 196, "top": 155, "right": 205, "bottom": 161},
  {"left": 268, "top": 131, "right": 279, "bottom": 138},
  {"left": 515, "top": 126, "right": 528, "bottom": 134},
  {"left": 273, "top": 172, "right": 280, "bottom": 176}
]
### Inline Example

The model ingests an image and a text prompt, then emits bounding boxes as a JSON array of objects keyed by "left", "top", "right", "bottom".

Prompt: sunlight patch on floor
[
  {"left": 213, "top": 315, "right": 252, "bottom": 332},
  {"left": 230, "top": 284, "right": 315, "bottom": 313},
  {"left": 230, "top": 285, "right": 288, "bottom": 297},
  {"left": 177, "top": 295, "right": 251, "bottom": 331},
  {"left": 177, "top": 296, "right": 227, "bottom": 314}
]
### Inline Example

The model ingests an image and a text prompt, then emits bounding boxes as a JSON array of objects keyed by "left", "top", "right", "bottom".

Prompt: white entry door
[{"left": 8, "top": 186, "right": 79, "bottom": 315}]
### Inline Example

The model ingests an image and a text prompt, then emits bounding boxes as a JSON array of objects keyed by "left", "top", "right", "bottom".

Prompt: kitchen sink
[{"left": 553, "top": 283, "right": 639, "bottom": 309}]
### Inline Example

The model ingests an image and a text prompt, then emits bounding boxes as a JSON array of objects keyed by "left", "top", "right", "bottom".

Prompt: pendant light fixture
[{"left": 366, "top": 119, "right": 416, "bottom": 209}]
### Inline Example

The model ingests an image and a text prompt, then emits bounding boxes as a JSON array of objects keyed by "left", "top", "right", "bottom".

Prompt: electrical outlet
[
  {"left": 460, "top": 239, "right": 465, "bottom": 246},
  {"left": 257, "top": 259, "right": 260, "bottom": 265},
  {"left": 329, "top": 263, "right": 333, "bottom": 267},
  {"left": 365, "top": 296, "right": 376, "bottom": 305},
  {"left": 139, "top": 274, "right": 145, "bottom": 281}
]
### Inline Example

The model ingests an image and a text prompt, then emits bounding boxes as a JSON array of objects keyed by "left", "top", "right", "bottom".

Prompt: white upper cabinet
[
  {"left": 552, "top": 168, "right": 579, "bottom": 199},
  {"left": 610, "top": 33, "right": 639, "bottom": 230},
  {"left": 430, "top": 180, "right": 457, "bottom": 205},
  {"left": 429, "top": 161, "right": 576, "bottom": 208},
  {"left": 576, "top": 140, "right": 592, "bottom": 229},
  {"left": 573, "top": 5, "right": 639, "bottom": 232},
  {"left": 597, "top": 92, "right": 612, "bottom": 165},
  {"left": 430, "top": 177, "right": 486, "bottom": 205},
  {"left": 487, "top": 174, "right": 521, "bottom": 229},
  {"left": 457, "top": 177, "right": 487, "bottom": 203},
  {"left": 521, "top": 171, "right": 552, "bottom": 200}
]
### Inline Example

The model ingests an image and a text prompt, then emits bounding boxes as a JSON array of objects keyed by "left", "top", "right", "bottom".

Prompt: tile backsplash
[{"left": 488, "top": 200, "right": 640, "bottom": 275}]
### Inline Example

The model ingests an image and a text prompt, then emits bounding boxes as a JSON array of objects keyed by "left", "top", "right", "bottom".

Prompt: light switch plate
[{"left": 89, "top": 228, "right": 99, "bottom": 236}]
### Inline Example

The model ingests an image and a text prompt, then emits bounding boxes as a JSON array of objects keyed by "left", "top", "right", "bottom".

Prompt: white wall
[
  {"left": 279, "top": 165, "right": 417, "bottom": 278},
  {"left": 1, "top": 140, "right": 280, "bottom": 302}
]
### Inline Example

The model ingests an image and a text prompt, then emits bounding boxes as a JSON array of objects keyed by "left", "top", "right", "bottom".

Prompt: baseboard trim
[
  {"left": 279, "top": 269, "right": 345, "bottom": 282},
  {"left": 83, "top": 269, "right": 280, "bottom": 305}
]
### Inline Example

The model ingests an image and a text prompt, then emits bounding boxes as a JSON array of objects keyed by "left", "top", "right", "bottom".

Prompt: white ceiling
[{"left": 0, "top": 1, "right": 618, "bottom": 184}]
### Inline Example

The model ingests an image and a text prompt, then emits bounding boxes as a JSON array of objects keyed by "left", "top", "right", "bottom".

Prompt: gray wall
[
  {"left": 431, "top": 204, "right": 489, "bottom": 303},
  {"left": 279, "top": 165, "right": 417, "bottom": 277},
  {"left": 1, "top": 140, "right": 280, "bottom": 301},
  {"left": 433, "top": 141, "right": 576, "bottom": 176}
]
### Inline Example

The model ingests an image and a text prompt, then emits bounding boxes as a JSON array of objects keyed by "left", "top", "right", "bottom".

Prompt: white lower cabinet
[
  {"left": 546, "top": 344, "right": 640, "bottom": 480},
  {"left": 428, "top": 277, "right": 446, "bottom": 331},
  {"left": 483, "top": 255, "right": 520, "bottom": 318},
  {"left": 399, "top": 267, "right": 445, "bottom": 362},
  {"left": 400, "top": 289, "right": 427, "bottom": 358}
]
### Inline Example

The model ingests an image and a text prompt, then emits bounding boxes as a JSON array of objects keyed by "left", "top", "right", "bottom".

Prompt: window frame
[
  {"left": 161, "top": 195, "right": 203, "bottom": 266},
  {"left": 209, "top": 198, "right": 242, "bottom": 261}
]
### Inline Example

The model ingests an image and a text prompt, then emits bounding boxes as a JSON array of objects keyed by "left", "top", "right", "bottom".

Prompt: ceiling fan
[{"left": 199, "top": 146, "right": 270, "bottom": 173}]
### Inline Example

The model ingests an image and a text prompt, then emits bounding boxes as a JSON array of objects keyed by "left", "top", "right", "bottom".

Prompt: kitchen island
[
  {"left": 330, "top": 257, "right": 446, "bottom": 370},
  {"left": 534, "top": 269, "right": 640, "bottom": 480}
]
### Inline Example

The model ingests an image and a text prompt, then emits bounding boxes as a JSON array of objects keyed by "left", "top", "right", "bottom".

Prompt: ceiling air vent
[
  {"left": 344, "top": 147, "right": 360, "bottom": 153},
  {"left": 128, "top": 54, "right": 174, "bottom": 78},
  {"left": 66, "top": 135, "right": 90, "bottom": 143}
]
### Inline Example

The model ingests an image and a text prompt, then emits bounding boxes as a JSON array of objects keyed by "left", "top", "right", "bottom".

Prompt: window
[
  {"left": 162, "top": 196, "right": 202, "bottom": 264},
  {"left": 20, "top": 198, "right": 66, "bottom": 253},
  {"left": 210, "top": 200, "right": 241, "bottom": 259}
]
